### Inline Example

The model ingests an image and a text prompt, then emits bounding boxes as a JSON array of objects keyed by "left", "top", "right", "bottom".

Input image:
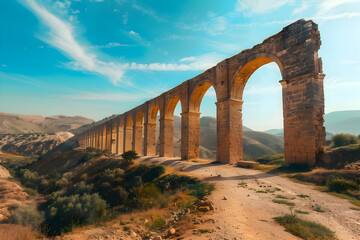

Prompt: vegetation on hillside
[{"left": 0, "top": 149, "right": 214, "bottom": 236}]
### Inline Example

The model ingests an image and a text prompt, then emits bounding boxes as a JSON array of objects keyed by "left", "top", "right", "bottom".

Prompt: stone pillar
[
  {"left": 102, "top": 125, "right": 107, "bottom": 150},
  {"left": 133, "top": 121, "right": 143, "bottom": 155},
  {"left": 115, "top": 121, "right": 119, "bottom": 154},
  {"left": 144, "top": 122, "right": 156, "bottom": 156},
  {"left": 106, "top": 125, "right": 112, "bottom": 151},
  {"left": 281, "top": 73, "right": 326, "bottom": 166},
  {"left": 181, "top": 112, "right": 200, "bottom": 160},
  {"left": 124, "top": 122, "right": 133, "bottom": 152},
  {"left": 96, "top": 128, "right": 100, "bottom": 149},
  {"left": 117, "top": 122, "right": 124, "bottom": 154},
  {"left": 216, "top": 99, "right": 244, "bottom": 164},
  {"left": 159, "top": 118, "right": 174, "bottom": 157}
]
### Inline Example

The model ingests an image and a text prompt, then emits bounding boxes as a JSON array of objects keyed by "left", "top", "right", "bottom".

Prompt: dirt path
[{"left": 137, "top": 157, "right": 360, "bottom": 240}]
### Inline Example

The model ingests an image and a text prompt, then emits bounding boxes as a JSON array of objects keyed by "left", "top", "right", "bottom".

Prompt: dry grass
[
  {"left": 0, "top": 224, "right": 41, "bottom": 240},
  {"left": 274, "top": 214, "right": 335, "bottom": 240}
]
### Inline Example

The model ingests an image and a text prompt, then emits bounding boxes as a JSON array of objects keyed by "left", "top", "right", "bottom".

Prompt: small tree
[{"left": 121, "top": 151, "right": 138, "bottom": 166}]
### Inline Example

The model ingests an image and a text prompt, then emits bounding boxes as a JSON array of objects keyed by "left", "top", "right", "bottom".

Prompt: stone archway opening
[
  {"left": 118, "top": 119, "right": 124, "bottom": 155},
  {"left": 164, "top": 96, "right": 182, "bottom": 157},
  {"left": 135, "top": 111, "right": 144, "bottom": 155},
  {"left": 147, "top": 104, "right": 160, "bottom": 156},
  {"left": 125, "top": 116, "right": 133, "bottom": 152},
  {"left": 241, "top": 61, "right": 284, "bottom": 161},
  {"left": 186, "top": 82, "right": 218, "bottom": 160},
  {"left": 111, "top": 121, "right": 117, "bottom": 154}
]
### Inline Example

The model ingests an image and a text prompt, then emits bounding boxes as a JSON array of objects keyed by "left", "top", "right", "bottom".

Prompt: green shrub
[
  {"left": 121, "top": 151, "right": 138, "bottom": 166},
  {"left": 128, "top": 183, "right": 160, "bottom": 209},
  {"left": 256, "top": 154, "right": 285, "bottom": 165},
  {"left": 145, "top": 216, "right": 165, "bottom": 231},
  {"left": 185, "top": 182, "right": 215, "bottom": 200},
  {"left": 10, "top": 204, "right": 44, "bottom": 230},
  {"left": 45, "top": 193, "right": 107, "bottom": 236},
  {"left": 332, "top": 133, "right": 358, "bottom": 147},
  {"left": 106, "top": 186, "right": 128, "bottom": 207},
  {"left": 327, "top": 178, "right": 359, "bottom": 193},
  {"left": 155, "top": 174, "right": 198, "bottom": 191},
  {"left": 142, "top": 165, "right": 165, "bottom": 182}
]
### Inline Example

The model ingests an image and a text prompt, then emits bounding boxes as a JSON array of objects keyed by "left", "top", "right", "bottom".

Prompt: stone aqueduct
[{"left": 76, "top": 19, "right": 326, "bottom": 166}]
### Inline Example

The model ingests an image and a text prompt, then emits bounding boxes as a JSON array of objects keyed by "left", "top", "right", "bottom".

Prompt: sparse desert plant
[
  {"left": 272, "top": 199, "right": 295, "bottom": 206},
  {"left": 332, "top": 133, "right": 358, "bottom": 148},
  {"left": 327, "top": 178, "right": 359, "bottom": 193},
  {"left": 128, "top": 183, "right": 161, "bottom": 209},
  {"left": 10, "top": 204, "right": 44, "bottom": 230},
  {"left": 184, "top": 182, "right": 215, "bottom": 200},
  {"left": 145, "top": 215, "right": 165, "bottom": 231},
  {"left": 274, "top": 214, "right": 335, "bottom": 239},
  {"left": 45, "top": 193, "right": 106, "bottom": 236}
]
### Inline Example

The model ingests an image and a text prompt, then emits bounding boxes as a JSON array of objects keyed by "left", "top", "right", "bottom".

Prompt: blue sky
[{"left": 1, "top": 0, "right": 360, "bottom": 131}]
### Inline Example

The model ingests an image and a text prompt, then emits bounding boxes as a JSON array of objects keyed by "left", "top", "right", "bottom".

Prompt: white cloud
[
  {"left": 126, "top": 52, "right": 225, "bottom": 71},
  {"left": 22, "top": 0, "right": 127, "bottom": 86},
  {"left": 122, "top": 12, "right": 128, "bottom": 24},
  {"left": 318, "top": 0, "right": 360, "bottom": 15},
  {"left": 1, "top": 65, "right": 7, "bottom": 67},
  {"left": 292, "top": 2, "right": 310, "bottom": 15},
  {"left": 129, "top": 30, "right": 136, "bottom": 35},
  {"left": 90, "top": 42, "right": 134, "bottom": 48},
  {"left": 314, "top": 11, "right": 360, "bottom": 22},
  {"left": 132, "top": 3, "right": 166, "bottom": 22},
  {"left": 177, "top": 15, "right": 227, "bottom": 35},
  {"left": 236, "top": 0, "right": 289, "bottom": 15}
]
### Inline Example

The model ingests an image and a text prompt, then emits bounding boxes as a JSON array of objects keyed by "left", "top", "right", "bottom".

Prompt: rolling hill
[
  {"left": 324, "top": 110, "right": 360, "bottom": 135},
  {"left": 172, "top": 116, "right": 284, "bottom": 160},
  {"left": 0, "top": 112, "right": 94, "bottom": 134}
]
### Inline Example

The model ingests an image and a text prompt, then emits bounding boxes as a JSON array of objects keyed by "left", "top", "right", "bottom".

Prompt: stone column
[
  {"left": 115, "top": 121, "right": 119, "bottom": 154},
  {"left": 144, "top": 122, "right": 156, "bottom": 156},
  {"left": 102, "top": 125, "right": 107, "bottom": 150},
  {"left": 159, "top": 118, "right": 174, "bottom": 157},
  {"left": 281, "top": 73, "right": 326, "bottom": 166},
  {"left": 216, "top": 98, "right": 243, "bottom": 164},
  {"left": 117, "top": 122, "right": 124, "bottom": 154},
  {"left": 181, "top": 112, "right": 200, "bottom": 160},
  {"left": 106, "top": 125, "right": 112, "bottom": 151},
  {"left": 96, "top": 128, "right": 100, "bottom": 149},
  {"left": 124, "top": 122, "right": 133, "bottom": 152},
  {"left": 133, "top": 121, "right": 143, "bottom": 155}
]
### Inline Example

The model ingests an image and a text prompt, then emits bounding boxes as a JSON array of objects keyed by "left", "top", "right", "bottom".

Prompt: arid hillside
[
  {"left": 0, "top": 112, "right": 94, "bottom": 134},
  {"left": 0, "top": 132, "right": 74, "bottom": 156}
]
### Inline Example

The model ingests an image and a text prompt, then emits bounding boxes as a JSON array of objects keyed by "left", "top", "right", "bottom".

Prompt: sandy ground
[{"left": 136, "top": 157, "right": 360, "bottom": 240}]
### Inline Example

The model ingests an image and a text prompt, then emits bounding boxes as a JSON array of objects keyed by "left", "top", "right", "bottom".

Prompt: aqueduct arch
[{"left": 77, "top": 19, "right": 326, "bottom": 166}]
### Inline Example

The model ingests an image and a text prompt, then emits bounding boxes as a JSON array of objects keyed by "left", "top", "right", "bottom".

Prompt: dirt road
[{"left": 137, "top": 157, "right": 360, "bottom": 240}]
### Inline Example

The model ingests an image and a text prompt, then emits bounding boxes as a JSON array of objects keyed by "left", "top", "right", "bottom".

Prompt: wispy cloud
[
  {"left": 22, "top": 0, "right": 128, "bottom": 86},
  {"left": 236, "top": 0, "right": 289, "bottom": 15},
  {"left": 132, "top": 3, "right": 167, "bottom": 22},
  {"left": 89, "top": 42, "right": 135, "bottom": 49},
  {"left": 177, "top": 15, "right": 228, "bottom": 35},
  {"left": 292, "top": 2, "right": 310, "bottom": 15}
]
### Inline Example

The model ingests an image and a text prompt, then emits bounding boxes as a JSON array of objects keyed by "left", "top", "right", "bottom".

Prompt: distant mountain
[
  {"left": 324, "top": 110, "right": 360, "bottom": 135},
  {"left": 0, "top": 112, "right": 94, "bottom": 134}
]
